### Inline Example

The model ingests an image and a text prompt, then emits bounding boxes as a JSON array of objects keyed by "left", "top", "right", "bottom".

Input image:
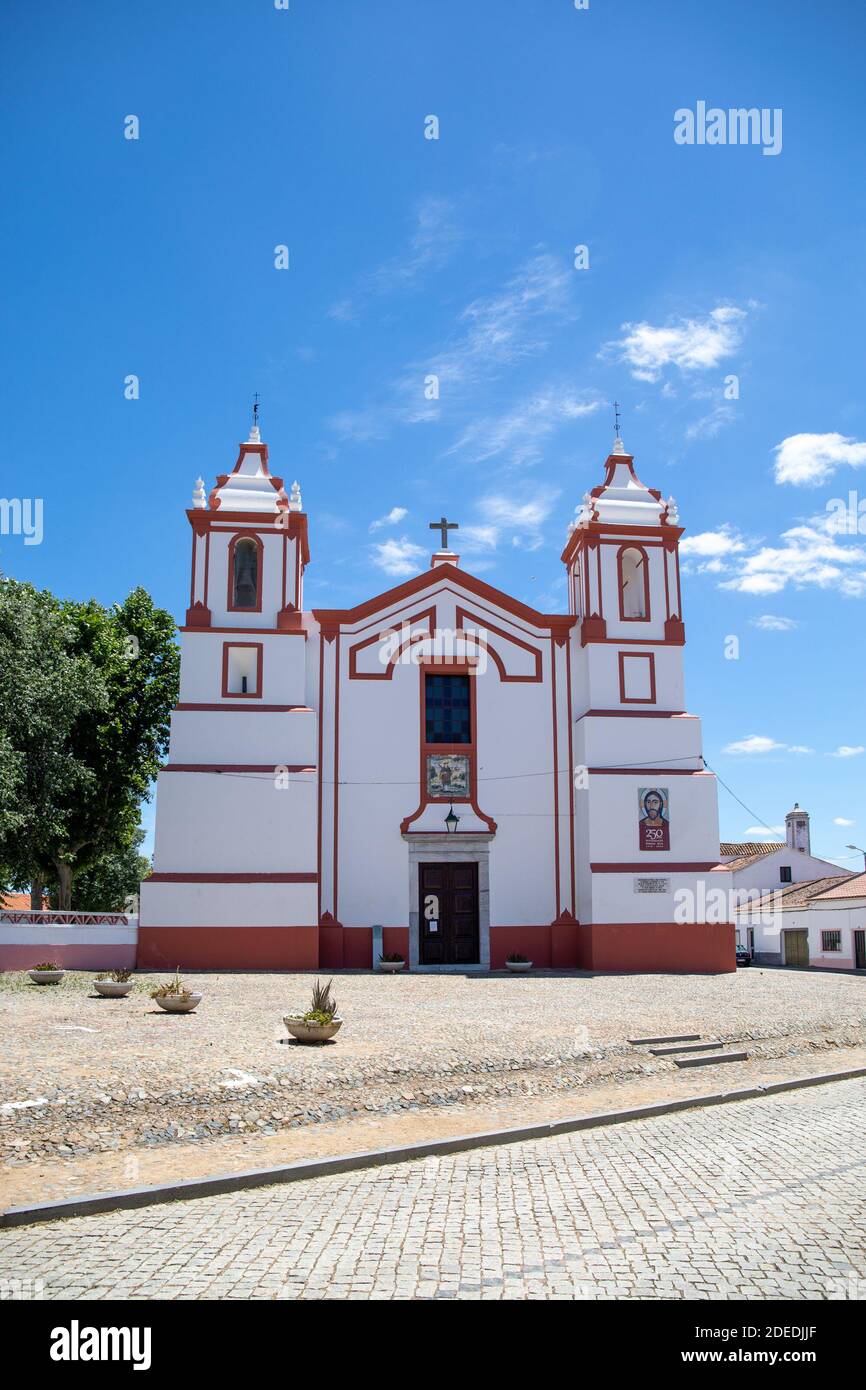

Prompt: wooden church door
[{"left": 419, "top": 862, "right": 479, "bottom": 965}]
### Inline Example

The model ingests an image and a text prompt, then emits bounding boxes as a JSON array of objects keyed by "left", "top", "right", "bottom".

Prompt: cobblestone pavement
[
  {"left": 2, "top": 1079, "right": 865, "bottom": 1300},
  {"left": 3, "top": 967, "right": 865, "bottom": 1172}
]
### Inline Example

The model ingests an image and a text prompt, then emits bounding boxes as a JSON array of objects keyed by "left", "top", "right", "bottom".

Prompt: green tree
[
  {"left": 0, "top": 579, "right": 179, "bottom": 908},
  {"left": 48, "top": 829, "right": 152, "bottom": 913}
]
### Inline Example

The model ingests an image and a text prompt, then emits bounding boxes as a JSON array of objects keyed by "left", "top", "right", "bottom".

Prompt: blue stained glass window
[{"left": 425, "top": 674, "right": 471, "bottom": 745}]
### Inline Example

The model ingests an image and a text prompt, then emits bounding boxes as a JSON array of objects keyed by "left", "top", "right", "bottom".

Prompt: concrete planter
[
  {"left": 94, "top": 979, "right": 134, "bottom": 998},
  {"left": 154, "top": 992, "right": 202, "bottom": 1013},
  {"left": 283, "top": 1015, "right": 343, "bottom": 1043},
  {"left": 505, "top": 960, "right": 533, "bottom": 974},
  {"left": 378, "top": 959, "right": 405, "bottom": 974},
  {"left": 28, "top": 969, "right": 65, "bottom": 985}
]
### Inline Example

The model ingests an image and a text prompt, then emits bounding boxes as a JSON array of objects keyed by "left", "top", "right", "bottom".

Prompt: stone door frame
[{"left": 403, "top": 833, "right": 493, "bottom": 970}]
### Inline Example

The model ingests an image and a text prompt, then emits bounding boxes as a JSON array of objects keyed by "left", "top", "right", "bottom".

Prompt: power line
[
  {"left": 187, "top": 754, "right": 704, "bottom": 788},
  {"left": 701, "top": 757, "right": 778, "bottom": 834}
]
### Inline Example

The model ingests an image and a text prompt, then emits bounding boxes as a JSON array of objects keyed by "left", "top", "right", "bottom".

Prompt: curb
[{"left": 3, "top": 1064, "right": 866, "bottom": 1230}]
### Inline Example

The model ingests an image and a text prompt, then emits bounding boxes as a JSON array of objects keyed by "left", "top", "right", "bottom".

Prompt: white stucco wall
[
  {"left": 152, "top": 770, "right": 316, "bottom": 873},
  {"left": 167, "top": 708, "right": 317, "bottom": 765},
  {"left": 140, "top": 881, "right": 317, "bottom": 928},
  {"left": 178, "top": 631, "right": 307, "bottom": 706}
]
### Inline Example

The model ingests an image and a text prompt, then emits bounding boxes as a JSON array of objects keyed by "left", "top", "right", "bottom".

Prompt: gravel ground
[{"left": 1, "top": 967, "right": 864, "bottom": 1170}]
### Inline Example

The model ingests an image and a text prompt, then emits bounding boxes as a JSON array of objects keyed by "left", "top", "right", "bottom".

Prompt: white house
[
  {"left": 717, "top": 804, "right": 850, "bottom": 962},
  {"left": 735, "top": 872, "right": 866, "bottom": 970},
  {"left": 138, "top": 423, "right": 734, "bottom": 973}
]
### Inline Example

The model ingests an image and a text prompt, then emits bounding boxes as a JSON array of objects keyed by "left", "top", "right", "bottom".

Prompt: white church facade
[{"left": 138, "top": 424, "right": 734, "bottom": 973}]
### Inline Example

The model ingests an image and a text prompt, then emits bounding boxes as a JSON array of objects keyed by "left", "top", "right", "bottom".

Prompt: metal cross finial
[
  {"left": 429, "top": 515, "right": 459, "bottom": 549},
  {"left": 253, "top": 392, "right": 260, "bottom": 429},
  {"left": 614, "top": 399, "right": 621, "bottom": 437}
]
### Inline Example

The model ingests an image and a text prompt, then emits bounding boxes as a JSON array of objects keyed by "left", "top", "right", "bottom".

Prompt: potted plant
[
  {"left": 28, "top": 961, "right": 65, "bottom": 985},
  {"left": 150, "top": 967, "right": 202, "bottom": 1014},
  {"left": 284, "top": 978, "right": 342, "bottom": 1043},
  {"left": 94, "top": 969, "right": 134, "bottom": 998},
  {"left": 505, "top": 952, "right": 533, "bottom": 974},
  {"left": 378, "top": 952, "right": 405, "bottom": 974}
]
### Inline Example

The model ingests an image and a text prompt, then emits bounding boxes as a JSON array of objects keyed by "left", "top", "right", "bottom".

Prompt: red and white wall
[{"left": 137, "top": 427, "right": 735, "bottom": 974}]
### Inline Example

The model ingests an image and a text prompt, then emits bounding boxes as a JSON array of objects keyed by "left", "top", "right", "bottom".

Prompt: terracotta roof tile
[
  {"left": 738, "top": 875, "right": 856, "bottom": 914},
  {"left": 719, "top": 841, "right": 784, "bottom": 862},
  {"left": 808, "top": 872, "right": 866, "bottom": 900},
  {"left": 721, "top": 845, "right": 787, "bottom": 871},
  {"left": 0, "top": 891, "right": 45, "bottom": 911}
]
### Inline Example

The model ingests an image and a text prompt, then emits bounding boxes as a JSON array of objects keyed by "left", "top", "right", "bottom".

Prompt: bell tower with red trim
[
  {"left": 562, "top": 433, "right": 733, "bottom": 973},
  {"left": 137, "top": 420, "right": 319, "bottom": 972}
]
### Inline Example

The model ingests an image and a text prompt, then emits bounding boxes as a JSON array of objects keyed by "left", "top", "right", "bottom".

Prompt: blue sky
[{"left": 1, "top": 0, "right": 864, "bottom": 866}]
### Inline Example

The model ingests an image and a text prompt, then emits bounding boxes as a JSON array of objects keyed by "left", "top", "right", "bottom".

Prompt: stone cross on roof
[{"left": 429, "top": 515, "right": 459, "bottom": 550}]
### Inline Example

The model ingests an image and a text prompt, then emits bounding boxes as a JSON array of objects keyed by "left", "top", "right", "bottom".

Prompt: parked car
[{"left": 735, "top": 943, "right": 752, "bottom": 967}]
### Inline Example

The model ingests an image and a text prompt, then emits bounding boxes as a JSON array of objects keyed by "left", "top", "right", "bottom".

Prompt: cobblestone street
[{"left": 2, "top": 1079, "right": 865, "bottom": 1301}]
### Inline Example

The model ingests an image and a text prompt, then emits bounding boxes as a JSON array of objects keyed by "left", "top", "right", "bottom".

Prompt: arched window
[
  {"left": 619, "top": 546, "right": 649, "bottom": 620},
  {"left": 229, "top": 536, "right": 261, "bottom": 611}
]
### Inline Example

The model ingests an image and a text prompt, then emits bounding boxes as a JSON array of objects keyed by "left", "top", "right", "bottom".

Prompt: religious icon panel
[
  {"left": 638, "top": 786, "right": 670, "bottom": 851},
  {"left": 426, "top": 754, "right": 470, "bottom": 799}
]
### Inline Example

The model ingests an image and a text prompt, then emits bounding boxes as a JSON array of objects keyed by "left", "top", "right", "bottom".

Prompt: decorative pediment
[{"left": 313, "top": 563, "right": 576, "bottom": 641}]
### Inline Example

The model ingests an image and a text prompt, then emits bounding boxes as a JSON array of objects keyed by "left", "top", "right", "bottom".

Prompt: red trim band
[
  {"left": 145, "top": 872, "right": 317, "bottom": 883},
  {"left": 162, "top": 764, "right": 315, "bottom": 773},
  {"left": 590, "top": 862, "right": 722, "bottom": 873},
  {"left": 174, "top": 703, "right": 312, "bottom": 712}
]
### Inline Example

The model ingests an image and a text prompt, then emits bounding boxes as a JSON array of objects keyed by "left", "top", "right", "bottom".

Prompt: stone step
[
  {"left": 674, "top": 1051, "right": 749, "bottom": 1068},
  {"left": 649, "top": 1041, "right": 723, "bottom": 1056},
  {"left": 628, "top": 1033, "right": 701, "bottom": 1046}
]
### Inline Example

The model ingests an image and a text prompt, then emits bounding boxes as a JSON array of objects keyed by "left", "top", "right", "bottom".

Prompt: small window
[
  {"left": 224, "top": 644, "right": 261, "bottom": 697},
  {"left": 232, "top": 537, "right": 259, "bottom": 609},
  {"left": 425, "top": 674, "right": 471, "bottom": 744},
  {"left": 821, "top": 931, "right": 841, "bottom": 952},
  {"left": 573, "top": 562, "right": 583, "bottom": 617},
  {"left": 779, "top": 866, "right": 792, "bottom": 883}
]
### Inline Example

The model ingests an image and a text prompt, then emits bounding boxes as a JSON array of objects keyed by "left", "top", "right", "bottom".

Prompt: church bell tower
[{"left": 561, "top": 429, "right": 732, "bottom": 972}]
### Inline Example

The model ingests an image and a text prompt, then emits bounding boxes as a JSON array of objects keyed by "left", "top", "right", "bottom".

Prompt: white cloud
[
  {"left": 459, "top": 523, "right": 498, "bottom": 550},
  {"left": 773, "top": 432, "right": 866, "bottom": 487},
  {"left": 602, "top": 305, "right": 748, "bottom": 383},
  {"left": 369, "top": 507, "right": 408, "bottom": 532},
  {"left": 477, "top": 491, "right": 558, "bottom": 539},
  {"left": 441, "top": 491, "right": 559, "bottom": 563},
  {"left": 831, "top": 745, "right": 865, "bottom": 758},
  {"left": 724, "top": 736, "right": 783, "bottom": 754},
  {"left": 448, "top": 387, "right": 605, "bottom": 468},
  {"left": 680, "top": 526, "right": 746, "bottom": 559},
  {"left": 370, "top": 536, "right": 425, "bottom": 577},
  {"left": 684, "top": 403, "right": 735, "bottom": 442},
  {"left": 834, "top": 817, "right": 855, "bottom": 827},
  {"left": 328, "top": 197, "right": 462, "bottom": 321},
  {"left": 680, "top": 526, "right": 751, "bottom": 577},
  {"left": 718, "top": 523, "right": 866, "bottom": 597},
  {"left": 437, "top": 252, "right": 575, "bottom": 387},
  {"left": 743, "top": 825, "right": 785, "bottom": 837},
  {"left": 723, "top": 735, "right": 812, "bottom": 756},
  {"left": 750, "top": 614, "right": 798, "bottom": 631},
  {"left": 328, "top": 252, "right": 575, "bottom": 446}
]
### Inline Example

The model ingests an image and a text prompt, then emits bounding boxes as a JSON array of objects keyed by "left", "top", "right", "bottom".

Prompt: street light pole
[{"left": 846, "top": 844, "right": 866, "bottom": 872}]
